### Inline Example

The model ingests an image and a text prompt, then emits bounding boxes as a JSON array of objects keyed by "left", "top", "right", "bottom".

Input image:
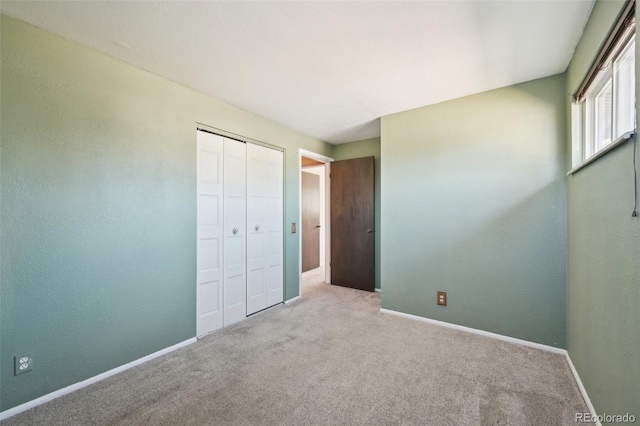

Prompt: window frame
[
  {"left": 583, "top": 65, "right": 614, "bottom": 159},
  {"left": 571, "top": 0, "right": 636, "bottom": 173}
]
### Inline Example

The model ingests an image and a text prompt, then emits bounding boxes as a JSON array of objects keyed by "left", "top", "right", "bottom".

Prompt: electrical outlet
[
  {"left": 437, "top": 291, "right": 447, "bottom": 306},
  {"left": 15, "top": 353, "right": 32, "bottom": 375}
]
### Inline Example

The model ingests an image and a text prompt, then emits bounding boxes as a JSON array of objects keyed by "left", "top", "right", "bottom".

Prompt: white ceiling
[{"left": 1, "top": 1, "right": 594, "bottom": 144}]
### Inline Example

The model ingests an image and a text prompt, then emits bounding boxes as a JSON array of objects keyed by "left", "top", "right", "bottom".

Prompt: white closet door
[
  {"left": 266, "top": 148, "right": 284, "bottom": 307},
  {"left": 196, "top": 131, "right": 224, "bottom": 337},
  {"left": 223, "top": 138, "right": 247, "bottom": 326},
  {"left": 247, "top": 145, "right": 284, "bottom": 314},
  {"left": 246, "top": 144, "right": 268, "bottom": 315}
]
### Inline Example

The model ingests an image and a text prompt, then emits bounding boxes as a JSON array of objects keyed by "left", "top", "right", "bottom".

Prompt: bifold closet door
[
  {"left": 265, "top": 148, "right": 284, "bottom": 307},
  {"left": 196, "top": 131, "right": 224, "bottom": 336},
  {"left": 223, "top": 138, "right": 247, "bottom": 326},
  {"left": 247, "top": 144, "right": 284, "bottom": 315}
]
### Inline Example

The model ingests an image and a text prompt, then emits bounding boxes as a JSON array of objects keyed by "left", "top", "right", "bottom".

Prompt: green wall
[
  {"left": 565, "top": 0, "right": 639, "bottom": 419},
  {"left": 332, "top": 137, "right": 381, "bottom": 290},
  {"left": 380, "top": 75, "right": 568, "bottom": 347},
  {"left": 4, "top": 1, "right": 640, "bottom": 418},
  {"left": 0, "top": 15, "right": 331, "bottom": 412}
]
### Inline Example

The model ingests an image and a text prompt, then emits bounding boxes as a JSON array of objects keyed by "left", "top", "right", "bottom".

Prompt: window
[
  {"left": 582, "top": 36, "right": 635, "bottom": 159},
  {"left": 572, "top": 1, "right": 636, "bottom": 169}
]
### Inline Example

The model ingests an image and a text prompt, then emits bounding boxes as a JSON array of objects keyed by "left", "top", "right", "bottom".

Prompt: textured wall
[
  {"left": 565, "top": 0, "right": 640, "bottom": 418},
  {"left": 380, "top": 75, "right": 567, "bottom": 347},
  {"left": 0, "top": 16, "right": 331, "bottom": 412},
  {"left": 332, "top": 138, "right": 381, "bottom": 290}
]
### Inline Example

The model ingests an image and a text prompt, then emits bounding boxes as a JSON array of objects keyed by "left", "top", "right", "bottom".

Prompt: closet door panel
[
  {"left": 196, "top": 131, "right": 224, "bottom": 336},
  {"left": 223, "top": 138, "right": 247, "bottom": 326},
  {"left": 266, "top": 148, "right": 284, "bottom": 307},
  {"left": 246, "top": 144, "right": 269, "bottom": 315},
  {"left": 246, "top": 266, "right": 266, "bottom": 314}
]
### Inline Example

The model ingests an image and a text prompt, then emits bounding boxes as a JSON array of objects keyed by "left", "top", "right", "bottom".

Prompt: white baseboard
[
  {"left": 2, "top": 309, "right": 600, "bottom": 425},
  {"left": 380, "top": 308, "right": 567, "bottom": 354},
  {"left": 284, "top": 296, "right": 300, "bottom": 304},
  {"left": 379, "top": 308, "right": 599, "bottom": 422},
  {"left": 374, "top": 288, "right": 381, "bottom": 293},
  {"left": 0, "top": 337, "right": 197, "bottom": 421},
  {"left": 565, "top": 354, "right": 601, "bottom": 426}
]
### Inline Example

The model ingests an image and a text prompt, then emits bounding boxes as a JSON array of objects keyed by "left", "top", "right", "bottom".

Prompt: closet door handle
[
  {"left": 366, "top": 228, "right": 373, "bottom": 233},
  {"left": 232, "top": 227, "right": 239, "bottom": 235}
]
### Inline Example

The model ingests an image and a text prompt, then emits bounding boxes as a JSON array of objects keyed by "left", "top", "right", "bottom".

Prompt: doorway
[
  {"left": 301, "top": 169, "right": 323, "bottom": 272},
  {"left": 299, "top": 150, "right": 333, "bottom": 297}
]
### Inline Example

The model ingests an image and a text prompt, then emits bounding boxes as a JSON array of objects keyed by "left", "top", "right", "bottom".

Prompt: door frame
[{"left": 299, "top": 149, "right": 333, "bottom": 298}]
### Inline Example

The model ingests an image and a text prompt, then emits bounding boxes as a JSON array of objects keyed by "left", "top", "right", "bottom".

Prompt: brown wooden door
[
  {"left": 330, "top": 157, "right": 375, "bottom": 291},
  {"left": 302, "top": 171, "right": 320, "bottom": 272}
]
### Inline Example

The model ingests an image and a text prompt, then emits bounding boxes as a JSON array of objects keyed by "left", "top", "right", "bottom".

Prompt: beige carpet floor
[{"left": 3, "top": 267, "right": 587, "bottom": 425}]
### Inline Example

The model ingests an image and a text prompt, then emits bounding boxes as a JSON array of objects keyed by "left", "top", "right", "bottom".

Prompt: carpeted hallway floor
[{"left": 3, "top": 268, "right": 587, "bottom": 425}]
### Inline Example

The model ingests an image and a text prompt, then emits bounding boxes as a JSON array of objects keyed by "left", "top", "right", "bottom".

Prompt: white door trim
[
  {"left": 299, "top": 149, "right": 334, "bottom": 164},
  {"left": 298, "top": 149, "right": 333, "bottom": 300}
]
